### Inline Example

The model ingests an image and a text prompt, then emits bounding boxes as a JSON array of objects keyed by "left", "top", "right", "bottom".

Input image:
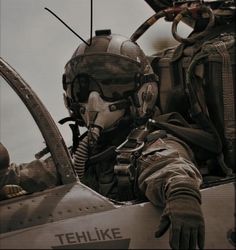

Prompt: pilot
[{"left": 62, "top": 29, "right": 205, "bottom": 250}]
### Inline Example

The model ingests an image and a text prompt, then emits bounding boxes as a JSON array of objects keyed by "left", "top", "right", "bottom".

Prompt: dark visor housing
[{"left": 64, "top": 53, "right": 145, "bottom": 102}]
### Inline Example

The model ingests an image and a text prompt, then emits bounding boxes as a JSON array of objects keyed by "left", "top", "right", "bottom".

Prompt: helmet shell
[{"left": 65, "top": 30, "right": 152, "bottom": 82}]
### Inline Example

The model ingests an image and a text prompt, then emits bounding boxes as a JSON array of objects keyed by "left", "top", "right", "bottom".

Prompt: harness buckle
[
  {"left": 114, "top": 164, "right": 135, "bottom": 180},
  {"left": 115, "top": 140, "right": 145, "bottom": 153}
]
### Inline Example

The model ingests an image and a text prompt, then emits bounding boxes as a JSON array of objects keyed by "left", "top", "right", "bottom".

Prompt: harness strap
[
  {"left": 170, "top": 24, "right": 235, "bottom": 89},
  {"left": 155, "top": 121, "right": 222, "bottom": 154},
  {"left": 214, "top": 40, "right": 235, "bottom": 140},
  {"left": 184, "top": 36, "right": 234, "bottom": 175},
  {"left": 114, "top": 123, "right": 166, "bottom": 201},
  {"left": 114, "top": 127, "right": 148, "bottom": 201}
]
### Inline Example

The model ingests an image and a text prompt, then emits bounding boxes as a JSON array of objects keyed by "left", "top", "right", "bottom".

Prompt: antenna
[{"left": 45, "top": 0, "right": 93, "bottom": 46}]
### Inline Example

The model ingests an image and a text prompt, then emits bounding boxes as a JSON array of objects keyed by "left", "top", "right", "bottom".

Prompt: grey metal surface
[
  {"left": 0, "top": 182, "right": 115, "bottom": 234},
  {"left": 0, "top": 182, "right": 234, "bottom": 249}
]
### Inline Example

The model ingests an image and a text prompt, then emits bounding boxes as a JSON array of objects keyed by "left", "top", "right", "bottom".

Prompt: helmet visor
[{"left": 67, "top": 54, "right": 142, "bottom": 102}]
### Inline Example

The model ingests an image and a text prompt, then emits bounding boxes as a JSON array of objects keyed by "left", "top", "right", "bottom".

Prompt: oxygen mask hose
[
  {"left": 131, "top": 4, "right": 215, "bottom": 43},
  {"left": 73, "top": 126, "right": 101, "bottom": 179},
  {"left": 172, "top": 5, "right": 215, "bottom": 44},
  {"left": 130, "top": 6, "right": 187, "bottom": 42},
  {"left": 130, "top": 10, "right": 166, "bottom": 42}
]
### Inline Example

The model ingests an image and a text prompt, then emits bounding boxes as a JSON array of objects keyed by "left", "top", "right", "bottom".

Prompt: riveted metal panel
[{"left": 0, "top": 182, "right": 115, "bottom": 234}]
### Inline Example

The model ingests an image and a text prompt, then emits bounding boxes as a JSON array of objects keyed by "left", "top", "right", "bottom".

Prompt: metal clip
[{"left": 115, "top": 140, "right": 145, "bottom": 153}]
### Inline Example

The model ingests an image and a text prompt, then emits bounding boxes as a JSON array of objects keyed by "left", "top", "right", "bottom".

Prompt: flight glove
[
  {"left": 0, "top": 184, "right": 27, "bottom": 199},
  {"left": 155, "top": 195, "right": 205, "bottom": 249}
]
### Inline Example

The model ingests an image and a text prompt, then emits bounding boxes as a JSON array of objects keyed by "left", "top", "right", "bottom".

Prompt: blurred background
[{"left": 0, "top": 0, "right": 191, "bottom": 163}]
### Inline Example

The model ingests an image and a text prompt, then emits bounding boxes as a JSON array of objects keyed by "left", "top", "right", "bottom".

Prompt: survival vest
[{"left": 150, "top": 24, "right": 235, "bottom": 173}]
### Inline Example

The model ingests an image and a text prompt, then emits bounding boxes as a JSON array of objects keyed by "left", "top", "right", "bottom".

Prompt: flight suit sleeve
[
  {"left": 0, "top": 158, "right": 59, "bottom": 194},
  {"left": 137, "top": 134, "right": 202, "bottom": 207},
  {"left": 19, "top": 158, "right": 59, "bottom": 193}
]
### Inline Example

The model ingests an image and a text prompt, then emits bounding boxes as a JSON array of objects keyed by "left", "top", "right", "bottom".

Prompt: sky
[{"left": 0, "top": 0, "right": 191, "bottom": 163}]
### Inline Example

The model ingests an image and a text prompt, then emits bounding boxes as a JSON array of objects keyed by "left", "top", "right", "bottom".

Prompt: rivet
[{"left": 110, "top": 105, "right": 116, "bottom": 111}]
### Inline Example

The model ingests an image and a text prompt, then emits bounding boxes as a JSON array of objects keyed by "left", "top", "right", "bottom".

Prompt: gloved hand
[
  {"left": 155, "top": 195, "right": 205, "bottom": 250},
  {"left": 0, "top": 184, "right": 27, "bottom": 199}
]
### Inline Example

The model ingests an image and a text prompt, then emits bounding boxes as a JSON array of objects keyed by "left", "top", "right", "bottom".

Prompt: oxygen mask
[{"left": 78, "top": 91, "right": 126, "bottom": 135}]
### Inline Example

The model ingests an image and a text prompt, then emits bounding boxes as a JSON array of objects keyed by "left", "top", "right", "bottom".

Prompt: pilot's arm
[
  {"left": 137, "top": 134, "right": 205, "bottom": 249},
  {"left": 0, "top": 158, "right": 59, "bottom": 199}
]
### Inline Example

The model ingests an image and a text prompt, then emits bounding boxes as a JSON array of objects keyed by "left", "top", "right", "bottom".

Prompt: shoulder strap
[
  {"left": 213, "top": 38, "right": 235, "bottom": 141},
  {"left": 152, "top": 112, "right": 221, "bottom": 153}
]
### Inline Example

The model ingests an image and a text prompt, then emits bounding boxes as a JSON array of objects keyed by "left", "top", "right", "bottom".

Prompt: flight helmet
[{"left": 63, "top": 29, "right": 158, "bottom": 132}]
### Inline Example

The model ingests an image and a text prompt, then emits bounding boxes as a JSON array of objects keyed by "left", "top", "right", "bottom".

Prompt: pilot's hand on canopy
[
  {"left": 0, "top": 184, "right": 27, "bottom": 199},
  {"left": 155, "top": 195, "right": 205, "bottom": 249}
]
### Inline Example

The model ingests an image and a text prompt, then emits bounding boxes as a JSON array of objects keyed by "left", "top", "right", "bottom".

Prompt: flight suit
[
  {"left": 0, "top": 115, "right": 204, "bottom": 248},
  {"left": 0, "top": 117, "right": 202, "bottom": 206},
  {"left": 81, "top": 120, "right": 202, "bottom": 206}
]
